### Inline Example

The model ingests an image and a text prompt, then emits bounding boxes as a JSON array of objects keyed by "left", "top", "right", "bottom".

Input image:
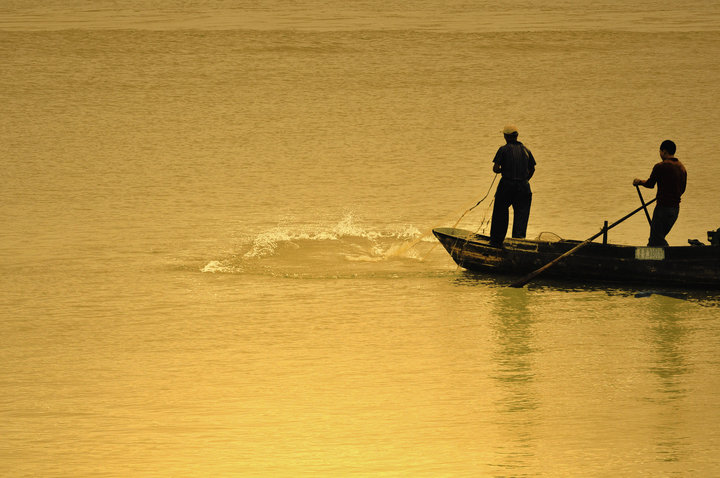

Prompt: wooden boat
[{"left": 432, "top": 227, "right": 720, "bottom": 289}]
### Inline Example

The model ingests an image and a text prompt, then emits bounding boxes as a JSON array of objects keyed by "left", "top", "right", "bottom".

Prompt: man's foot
[{"left": 488, "top": 241, "right": 504, "bottom": 249}]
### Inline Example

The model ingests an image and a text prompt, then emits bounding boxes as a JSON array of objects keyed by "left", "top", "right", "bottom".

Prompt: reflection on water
[
  {"left": 489, "top": 287, "right": 539, "bottom": 472},
  {"left": 648, "top": 299, "right": 690, "bottom": 400},
  {"left": 492, "top": 289, "right": 537, "bottom": 389},
  {"left": 646, "top": 297, "right": 691, "bottom": 464}
]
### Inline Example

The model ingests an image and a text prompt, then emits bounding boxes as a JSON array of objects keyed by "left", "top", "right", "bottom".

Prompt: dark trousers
[
  {"left": 490, "top": 179, "right": 532, "bottom": 244},
  {"left": 648, "top": 206, "right": 679, "bottom": 247}
]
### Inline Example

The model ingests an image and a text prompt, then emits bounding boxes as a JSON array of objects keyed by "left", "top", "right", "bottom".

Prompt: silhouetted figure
[
  {"left": 489, "top": 125, "right": 536, "bottom": 247},
  {"left": 633, "top": 140, "right": 687, "bottom": 246}
]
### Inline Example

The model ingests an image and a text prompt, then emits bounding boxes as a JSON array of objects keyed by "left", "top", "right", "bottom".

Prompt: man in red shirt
[{"left": 633, "top": 140, "right": 687, "bottom": 246}]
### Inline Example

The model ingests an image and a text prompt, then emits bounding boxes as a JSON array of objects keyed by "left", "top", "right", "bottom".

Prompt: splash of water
[
  {"left": 201, "top": 260, "right": 233, "bottom": 273},
  {"left": 202, "top": 213, "right": 433, "bottom": 272},
  {"left": 348, "top": 228, "right": 435, "bottom": 262}
]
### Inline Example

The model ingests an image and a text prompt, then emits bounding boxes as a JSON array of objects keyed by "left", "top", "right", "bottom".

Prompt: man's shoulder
[
  {"left": 661, "top": 158, "right": 686, "bottom": 168},
  {"left": 495, "top": 143, "right": 512, "bottom": 154},
  {"left": 655, "top": 158, "right": 687, "bottom": 175}
]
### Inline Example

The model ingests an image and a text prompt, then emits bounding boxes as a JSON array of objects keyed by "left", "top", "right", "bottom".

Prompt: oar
[
  {"left": 636, "top": 185, "right": 652, "bottom": 225},
  {"left": 510, "top": 198, "right": 657, "bottom": 288}
]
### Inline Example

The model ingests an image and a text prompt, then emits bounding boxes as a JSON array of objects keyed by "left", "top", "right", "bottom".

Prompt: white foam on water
[
  {"left": 201, "top": 213, "right": 436, "bottom": 272},
  {"left": 201, "top": 260, "right": 226, "bottom": 273},
  {"left": 241, "top": 213, "right": 425, "bottom": 260},
  {"left": 200, "top": 259, "right": 244, "bottom": 274}
]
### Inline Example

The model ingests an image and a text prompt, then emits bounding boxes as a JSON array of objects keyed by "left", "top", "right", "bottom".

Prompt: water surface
[{"left": 2, "top": 2, "right": 720, "bottom": 476}]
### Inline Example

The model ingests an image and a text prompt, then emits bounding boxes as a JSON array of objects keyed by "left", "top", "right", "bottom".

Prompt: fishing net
[{"left": 535, "top": 232, "right": 564, "bottom": 242}]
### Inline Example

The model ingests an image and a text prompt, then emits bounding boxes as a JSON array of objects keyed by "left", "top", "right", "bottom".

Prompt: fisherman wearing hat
[{"left": 489, "top": 124, "right": 536, "bottom": 248}]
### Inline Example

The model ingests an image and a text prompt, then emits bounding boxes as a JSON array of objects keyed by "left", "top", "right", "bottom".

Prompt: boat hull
[{"left": 432, "top": 227, "right": 720, "bottom": 288}]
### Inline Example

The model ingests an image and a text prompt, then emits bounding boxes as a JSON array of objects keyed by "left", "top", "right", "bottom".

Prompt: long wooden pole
[
  {"left": 636, "top": 185, "right": 652, "bottom": 225},
  {"left": 510, "top": 197, "right": 657, "bottom": 288}
]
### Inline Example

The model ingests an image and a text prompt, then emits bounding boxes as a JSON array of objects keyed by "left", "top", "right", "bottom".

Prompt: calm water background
[{"left": 2, "top": 1, "right": 720, "bottom": 476}]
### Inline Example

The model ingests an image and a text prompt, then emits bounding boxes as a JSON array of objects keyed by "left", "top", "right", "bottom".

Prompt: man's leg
[
  {"left": 648, "top": 206, "right": 679, "bottom": 246},
  {"left": 511, "top": 188, "right": 533, "bottom": 239},
  {"left": 490, "top": 183, "right": 511, "bottom": 246}
]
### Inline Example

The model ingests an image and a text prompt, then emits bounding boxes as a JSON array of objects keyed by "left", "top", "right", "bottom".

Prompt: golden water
[{"left": 3, "top": 2, "right": 720, "bottom": 476}]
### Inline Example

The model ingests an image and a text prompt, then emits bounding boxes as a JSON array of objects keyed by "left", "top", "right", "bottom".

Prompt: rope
[
  {"left": 474, "top": 196, "right": 495, "bottom": 235},
  {"left": 420, "top": 174, "right": 499, "bottom": 261},
  {"left": 451, "top": 173, "right": 498, "bottom": 230}
]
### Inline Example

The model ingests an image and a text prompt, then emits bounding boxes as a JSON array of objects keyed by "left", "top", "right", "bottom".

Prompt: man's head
[
  {"left": 660, "top": 139, "right": 676, "bottom": 157},
  {"left": 503, "top": 124, "right": 519, "bottom": 141}
]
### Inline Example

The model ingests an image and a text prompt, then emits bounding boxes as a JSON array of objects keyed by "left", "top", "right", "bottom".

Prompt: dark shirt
[
  {"left": 645, "top": 158, "right": 687, "bottom": 207},
  {"left": 493, "top": 140, "right": 536, "bottom": 181}
]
